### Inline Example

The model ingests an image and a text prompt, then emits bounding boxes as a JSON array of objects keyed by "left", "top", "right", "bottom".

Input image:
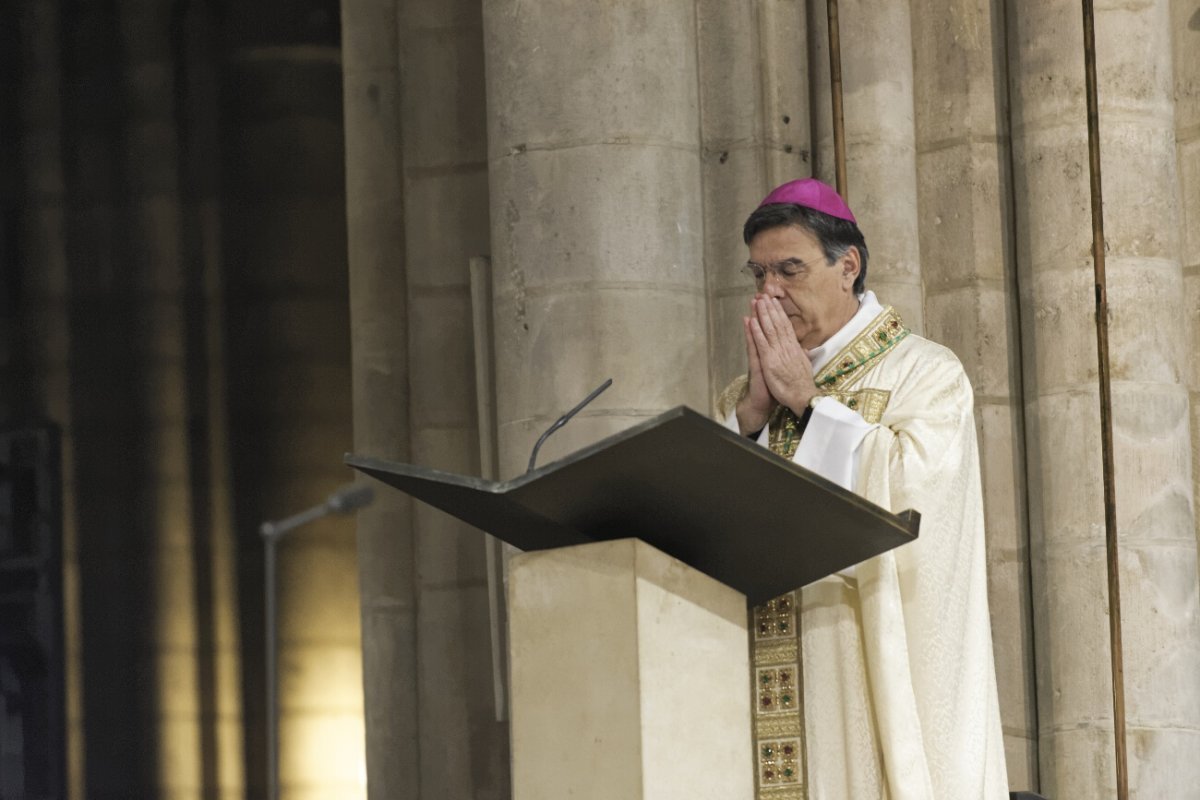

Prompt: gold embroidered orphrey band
[
  {"left": 766, "top": 306, "right": 907, "bottom": 459},
  {"left": 749, "top": 305, "right": 909, "bottom": 799}
]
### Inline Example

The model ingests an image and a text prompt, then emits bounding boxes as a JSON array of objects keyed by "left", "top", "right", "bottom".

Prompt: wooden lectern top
[{"left": 346, "top": 406, "right": 918, "bottom": 605}]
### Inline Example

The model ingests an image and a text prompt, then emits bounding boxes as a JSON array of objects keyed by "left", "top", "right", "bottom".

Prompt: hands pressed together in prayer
[{"left": 735, "top": 295, "right": 820, "bottom": 437}]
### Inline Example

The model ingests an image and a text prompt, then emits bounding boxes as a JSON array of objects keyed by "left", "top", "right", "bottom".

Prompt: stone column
[
  {"left": 697, "top": 0, "right": 767, "bottom": 405},
  {"left": 1009, "top": 0, "right": 1200, "bottom": 795},
  {"left": 176, "top": 3, "right": 247, "bottom": 795},
  {"left": 55, "top": 1, "right": 214, "bottom": 794},
  {"left": 12, "top": 2, "right": 83, "bottom": 795},
  {"left": 340, "top": 1, "right": 419, "bottom": 798},
  {"left": 112, "top": 5, "right": 210, "bottom": 795},
  {"left": 220, "top": 9, "right": 363, "bottom": 796},
  {"left": 808, "top": 0, "right": 924, "bottom": 331},
  {"left": 757, "top": 0, "right": 813, "bottom": 188},
  {"left": 1173, "top": 1, "right": 1200, "bottom": 554},
  {"left": 0, "top": 5, "right": 18, "bottom": 422},
  {"left": 482, "top": 0, "right": 711, "bottom": 477},
  {"left": 697, "top": 0, "right": 814, "bottom": 407},
  {"left": 397, "top": 0, "right": 511, "bottom": 795},
  {"left": 910, "top": 0, "right": 1038, "bottom": 789}
]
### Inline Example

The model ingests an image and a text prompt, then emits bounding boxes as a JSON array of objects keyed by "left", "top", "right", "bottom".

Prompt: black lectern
[
  {"left": 345, "top": 405, "right": 918, "bottom": 605},
  {"left": 347, "top": 405, "right": 920, "bottom": 799}
]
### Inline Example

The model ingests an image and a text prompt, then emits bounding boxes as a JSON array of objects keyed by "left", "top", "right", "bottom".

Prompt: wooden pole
[
  {"left": 826, "top": 0, "right": 848, "bottom": 198},
  {"left": 1080, "top": 1, "right": 1129, "bottom": 796}
]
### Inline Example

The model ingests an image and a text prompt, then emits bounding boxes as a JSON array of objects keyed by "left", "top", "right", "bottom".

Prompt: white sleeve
[
  {"left": 793, "top": 396, "right": 877, "bottom": 490},
  {"left": 794, "top": 397, "right": 878, "bottom": 582},
  {"left": 723, "top": 407, "right": 769, "bottom": 446}
]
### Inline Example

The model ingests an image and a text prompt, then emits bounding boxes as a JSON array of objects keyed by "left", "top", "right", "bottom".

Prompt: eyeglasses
[{"left": 741, "top": 256, "right": 827, "bottom": 285}]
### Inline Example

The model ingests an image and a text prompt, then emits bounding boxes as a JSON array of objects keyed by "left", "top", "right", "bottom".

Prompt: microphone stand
[
  {"left": 259, "top": 483, "right": 374, "bottom": 800},
  {"left": 527, "top": 379, "right": 613, "bottom": 473}
]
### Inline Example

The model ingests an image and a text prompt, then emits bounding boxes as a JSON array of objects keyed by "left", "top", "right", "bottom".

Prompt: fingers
[
  {"left": 753, "top": 295, "right": 783, "bottom": 344},
  {"left": 764, "top": 297, "right": 794, "bottom": 346},
  {"left": 744, "top": 318, "right": 763, "bottom": 372},
  {"left": 749, "top": 315, "right": 771, "bottom": 355},
  {"left": 743, "top": 317, "right": 762, "bottom": 377},
  {"left": 761, "top": 297, "right": 800, "bottom": 355}
]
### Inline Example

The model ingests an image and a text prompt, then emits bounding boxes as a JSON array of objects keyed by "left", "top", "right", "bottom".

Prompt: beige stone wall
[
  {"left": 699, "top": 0, "right": 816, "bottom": 408},
  {"left": 1009, "top": 0, "right": 1200, "bottom": 795},
  {"left": 1173, "top": 1, "right": 1200, "bottom": 555},
  {"left": 341, "top": 0, "right": 419, "bottom": 797},
  {"left": 697, "top": 0, "right": 767, "bottom": 406},
  {"left": 482, "top": 0, "right": 712, "bottom": 475},
  {"left": 809, "top": 0, "right": 924, "bottom": 333},
  {"left": 12, "top": 1, "right": 83, "bottom": 794},
  {"left": 910, "top": 0, "right": 1038, "bottom": 788},
  {"left": 398, "top": 0, "right": 512, "bottom": 795}
]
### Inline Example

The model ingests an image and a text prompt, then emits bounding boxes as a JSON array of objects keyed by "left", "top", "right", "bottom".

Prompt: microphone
[
  {"left": 260, "top": 482, "right": 375, "bottom": 540},
  {"left": 325, "top": 483, "right": 374, "bottom": 514},
  {"left": 527, "top": 378, "right": 613, "bottom": 473}
]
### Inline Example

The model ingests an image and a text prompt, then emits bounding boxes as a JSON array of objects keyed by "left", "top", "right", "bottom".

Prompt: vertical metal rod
[
  {"left": 826, "top": 0, "right": 848, "bottom": 198},
  {"left": 470, "top": 254, "right": 510, "bottom": 723},
  {"left": 1081, "top": 1, "right": 1129, "bottom": 796},
  {"left": 265, "top": 534, "right": 280, "bottom": 800}
]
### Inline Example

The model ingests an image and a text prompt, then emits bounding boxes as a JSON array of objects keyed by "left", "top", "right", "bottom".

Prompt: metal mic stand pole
[{"left": 259, "top": 484, "right": 373, "bottom": 800}]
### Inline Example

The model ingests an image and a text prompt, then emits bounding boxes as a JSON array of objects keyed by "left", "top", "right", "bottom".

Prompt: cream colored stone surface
[
  {"left": 1010, "top": 1, "right": 1200, "bottom": 797},
  {"left": 482, "top": 4, "right": 700, "bottom": 150},
  {"left": 342, "top": 1, "right": 419, "bottom": 797},
  {"left": 696, "top": 0, "right": 814, "bottom": 406},
  {"left": 911, "top": 3, "right": 1038, "bottom": 787},
  {"left": 483, "top": 0, "right": 711, "bottom": 483},
  {"left": 1173, "top": 1, "right": 1200, "bottom": 557},
  {"left": 508, "top": 539, "right": 753, "bottom": 800},
  {"left": 818, "top": 0, "right": 924, "bottom": 333},
  {"left": 757, "top": 0, "right": 812, "bottom": 185}
]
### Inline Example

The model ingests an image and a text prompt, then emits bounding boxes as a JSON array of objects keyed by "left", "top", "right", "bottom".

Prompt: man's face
[{"left": 746, "top": 224, "right": 859, "bottom": 350}]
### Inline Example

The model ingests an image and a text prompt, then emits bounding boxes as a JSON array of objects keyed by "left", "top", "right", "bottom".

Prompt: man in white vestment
[{"left": 717, "top": 179, "right": 1009, "bottom": 800}]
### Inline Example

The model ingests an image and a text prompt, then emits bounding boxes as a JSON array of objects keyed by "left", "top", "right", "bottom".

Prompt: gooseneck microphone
[
  {"left": 260, "top": 483, "right": 375, "bottom": 540},
  {"left": 527, "top": 378, "right": 613, "bottom": 473}
]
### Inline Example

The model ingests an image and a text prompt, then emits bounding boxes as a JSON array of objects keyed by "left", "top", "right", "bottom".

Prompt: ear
[{"left": 840, "top": 246, "right": 862, "bottom": 289}]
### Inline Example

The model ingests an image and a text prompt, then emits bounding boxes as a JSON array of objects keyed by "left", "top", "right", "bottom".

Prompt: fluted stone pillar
[
  {"left": 910, "top": 1, "right": 1038, "bottom": 789},
  {"left": 12, "top": 2, "right": 82, "bottom": 795},
  {"left": 1173, "top": 0, "right": 1200, "bottom": 553},
  {"left": 697, "top": 0, "right": 767, "bottom": 404},
  {"left": 757, "top": 0, "right": 812, "bottom": 188},
  {"left": 17, "top": 3, "right": 247, "bottom": 796},
  {"left": 482, "top": 0, "right": 710, "bottom": 476},
  {"left": 698, "top": 0, "right": 814, "bottom": 406},
  {"left": 56, "top": 2, "right": 216, "bottom": 794},
  {"left": 809, "top": 0, "right": 924, "bottom": 331},
  {"left": 0, "top": 8, "right": 18, "bottom": 423},
  {"left": 340, "top": 1, "right": 419, "bottom": 797},
  {"left": 175, "top": 3, "right": 248, "bottom": 794},
  {"left": 221, "top": 11, "right": 363, "bottom": 797},
  {"left": 112, "top": 5, "right": 209, "bottom": 795},
  {"left": 397, "top": 0, "right": 511, "bottom": 795},
  {"left": 1010, "top": 0, "right": 1200, "bottom": 795}
]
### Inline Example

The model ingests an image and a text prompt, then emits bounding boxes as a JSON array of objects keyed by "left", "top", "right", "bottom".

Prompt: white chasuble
[{"left": 718, "top": 302, "right": 1008, "bottom": 800}]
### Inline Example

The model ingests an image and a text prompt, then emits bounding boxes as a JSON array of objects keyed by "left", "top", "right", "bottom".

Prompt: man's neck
[{"left": 806, "top": 292, "right": 883, "bottom": 374}]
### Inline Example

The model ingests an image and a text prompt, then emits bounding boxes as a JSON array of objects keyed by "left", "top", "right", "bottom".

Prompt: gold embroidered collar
[{"left": 812, "top": 306, "right": 909, "bottom": 391}]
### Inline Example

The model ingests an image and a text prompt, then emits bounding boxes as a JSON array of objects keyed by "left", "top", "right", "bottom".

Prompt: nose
[{"left": 761, "top": 271, "right": 787, "bottom": 298}]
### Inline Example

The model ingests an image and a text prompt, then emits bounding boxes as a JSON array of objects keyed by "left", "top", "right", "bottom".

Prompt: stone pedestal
[{"left": 508, "top": 539, "right": 753, "bottom": 800}]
